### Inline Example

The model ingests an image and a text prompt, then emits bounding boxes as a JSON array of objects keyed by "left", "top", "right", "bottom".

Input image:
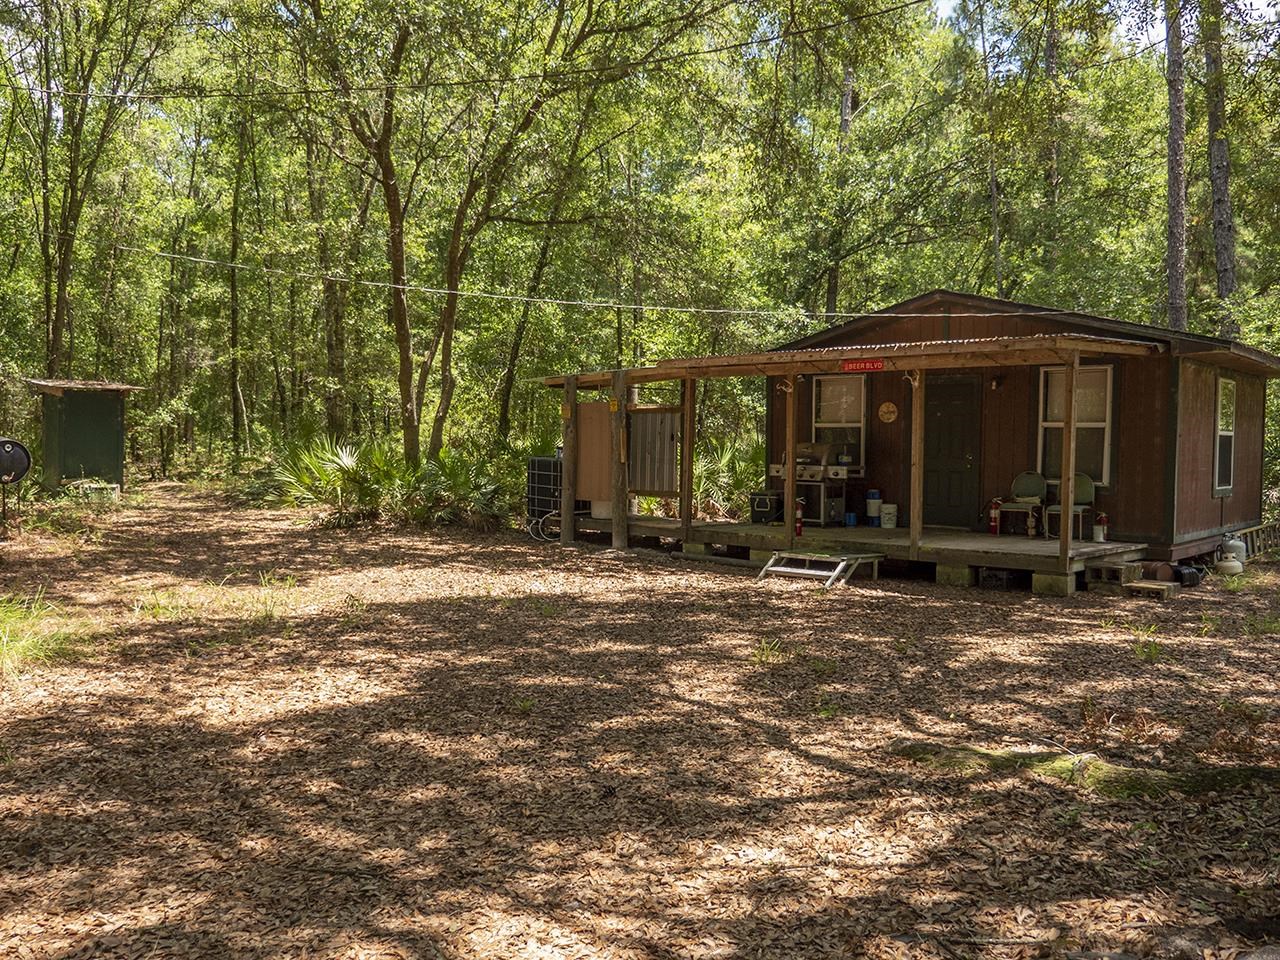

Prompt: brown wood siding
[
  {"left": 1101, "top": 356, "right": 1169, "bottom": 541},
  {"left": 978, "top": 366, "right": 1036, "bottom": 510},
  {"left": 576, "top": 401, "right": 612, "bottom": 502},
  {"left": 1176, "top": 360, "right": 1265, "bottom": 539}
]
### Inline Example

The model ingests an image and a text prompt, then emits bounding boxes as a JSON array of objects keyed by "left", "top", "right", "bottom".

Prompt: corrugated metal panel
[{"left": 629, "top": 411, "right": 678, "bottom": 496}]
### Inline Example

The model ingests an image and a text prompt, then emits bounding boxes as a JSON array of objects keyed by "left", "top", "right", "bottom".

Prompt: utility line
[
  {"left": 111, "top": 241, "right": 1121, "bottom": 322},
  {"left": 1, "top": 0, "right": 929, "bottom": 103}
]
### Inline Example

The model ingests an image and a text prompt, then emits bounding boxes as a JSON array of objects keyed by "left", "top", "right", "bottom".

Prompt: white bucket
[
  {"left": 590, "top": 501, "right": 613, "bottom": 520},
  {"left": 880, "top": 504, "right": 898, "bottom": 528}
]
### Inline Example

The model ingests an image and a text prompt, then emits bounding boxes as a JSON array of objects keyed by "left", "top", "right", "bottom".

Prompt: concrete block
[
  {"left": 935, "top": 563, "right": 977, "bottom": 587},
  {"left": 681, "top": 542, "right": 711, "bottom": 555},
  {"left": 1033, "top": 572, "right": 1076, "bottom": 596}
]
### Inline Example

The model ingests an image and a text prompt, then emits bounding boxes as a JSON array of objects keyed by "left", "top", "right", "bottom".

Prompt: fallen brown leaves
[{"left": 0, "top": 485, "right": 1276, "bottom": 959}]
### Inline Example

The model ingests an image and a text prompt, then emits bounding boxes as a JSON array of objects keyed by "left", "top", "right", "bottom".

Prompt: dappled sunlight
[{"left": 1, "top": 486, "right": 1277, "bottom": 957}]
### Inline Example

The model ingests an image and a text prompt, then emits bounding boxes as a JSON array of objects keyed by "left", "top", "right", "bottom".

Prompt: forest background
[{"left": 1, "top": 0, "right": 1277, "bottom": 516}]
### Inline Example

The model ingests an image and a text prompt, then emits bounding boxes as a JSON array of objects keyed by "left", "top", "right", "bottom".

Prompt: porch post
[
  {"left": 610, "top": 369, "right": 629, "bottom": 550},
  {"left": 1059, "top": 352, "right": 1079, "bottom": 571},
  {"left": 559, "top": 375, "right": 578, "bottom": 545},
  {"left": 680, "top": 376, "right": 695, "bottom": 543},
  {"left": 783, "top": 374, "right": 797, "bottom": 549},
  {"left": 909, "top": 370, "right": 925, "bottom": 561}
]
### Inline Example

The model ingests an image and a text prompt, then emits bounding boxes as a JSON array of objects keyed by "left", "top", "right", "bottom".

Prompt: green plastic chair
[
  {"left": 996, "top": 471, "right": 1046, "bottom": 534},
  {"left": 1044, "top": 473, "right": 1095, "bottom": 540}
]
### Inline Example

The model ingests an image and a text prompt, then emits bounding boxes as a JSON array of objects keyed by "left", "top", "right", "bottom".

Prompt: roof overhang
[
  {"left": 542, "top": 334, "right": 1164, "bottom": 389},
  {"left": 1171, "top": 342, "right": 1280, "bottom": 378},
  {"left": 25, "top": 379, "right": 144, "bottom": 396}
]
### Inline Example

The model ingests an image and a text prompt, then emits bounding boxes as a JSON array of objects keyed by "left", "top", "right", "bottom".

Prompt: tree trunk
[
  {"left": 39, "top": 10, "right": 54, "bottom": 376},
  {"left": 230, "top": 118, "right": 247, "bottom": 465},
  {"left": 977, "top": 0, "right": 1004, "bottom": 298},
  {"left": 378, "top": 149, "right": 421, "bottom": 467},
  {"left": 496, "top": 233, "right": 554, "bottom": 441},
  {"left": 1202, "top": 0, "right": 1237, "bottom": 337},
  {"left": 1164, "top": 0, "right": 1188, "bottom": 332},
  {"left": 1043, "top": 2, "right": 1061, "bottom": 269},
  {"left": 825, "top": 63, "right": 855, "bottom": 320}
]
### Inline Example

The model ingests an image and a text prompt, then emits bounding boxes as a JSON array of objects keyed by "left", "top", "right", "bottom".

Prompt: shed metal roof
[{"left": 25, "top": 379, "right": 144, "bottom": 395}]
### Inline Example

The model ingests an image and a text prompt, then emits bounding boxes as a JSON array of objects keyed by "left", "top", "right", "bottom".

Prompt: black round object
[{"left": 0, "top": 439, "right": 31, "bottom": 484}]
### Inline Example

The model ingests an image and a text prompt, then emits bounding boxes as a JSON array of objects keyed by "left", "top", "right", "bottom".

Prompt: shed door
[{"left": 923, "top": 375, "right": 982, "bottom": 529}]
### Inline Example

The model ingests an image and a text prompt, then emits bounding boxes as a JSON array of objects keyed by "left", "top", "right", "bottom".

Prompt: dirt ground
[{"left": 1, "top": 485, "right": 1278, "bottom": 960}]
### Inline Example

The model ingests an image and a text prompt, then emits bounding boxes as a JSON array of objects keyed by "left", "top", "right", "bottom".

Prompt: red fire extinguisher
[
  {"left": 795, "top": 497, "right": 805, "bottom": 537},
  {"left": 988, "top": 498, "right": 1003, "bottom": 535}
]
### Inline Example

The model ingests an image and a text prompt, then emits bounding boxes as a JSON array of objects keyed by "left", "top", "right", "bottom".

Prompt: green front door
[{"left": 923, "top": 375, "right": 982, "bottom": 529}]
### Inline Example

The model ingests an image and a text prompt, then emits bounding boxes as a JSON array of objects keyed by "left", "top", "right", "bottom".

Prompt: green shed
[{"left": 26, "top": 380, "right": 142, "bottom": 492}]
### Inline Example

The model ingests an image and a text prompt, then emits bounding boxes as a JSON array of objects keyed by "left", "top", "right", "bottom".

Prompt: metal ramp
[{"left": 756, "top": 551, "right": 884, "bottom": 587}]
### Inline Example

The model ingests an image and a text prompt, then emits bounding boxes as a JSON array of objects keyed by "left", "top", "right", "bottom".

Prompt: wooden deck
[{"left": 573, "top": 516, "right": 1147, "bottom": 574}]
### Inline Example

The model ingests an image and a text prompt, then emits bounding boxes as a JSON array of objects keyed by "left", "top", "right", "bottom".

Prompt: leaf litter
[{"left": 0, "top": 485, "right": 1276, "bottom": 959}]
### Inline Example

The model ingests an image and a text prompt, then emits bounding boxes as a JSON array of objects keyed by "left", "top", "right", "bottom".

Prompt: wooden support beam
[
  {"left": 610, "top": 369, "right": 629, "bottom": 550},
  {"left": 909, "top": 369, "right": 925, "bottom": 561},
  {"left": 680, "top": 377, "right": 695, "bottom": 543},
  {"left": 1059, "top": 352, "right": 1079, "bottom": 571},
  {"left": 559, "top": 376, "right": 578, "bottom": 545},
  {"left": 782, "top": 374, "right": 797, "bottom": 549},
  {"left": 627, "top": 403, "right": 683, "bottom": 414}
]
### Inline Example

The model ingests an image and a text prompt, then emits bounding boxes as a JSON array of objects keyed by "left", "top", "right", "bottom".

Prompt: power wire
[{"left": 110, "top": 240, "right": 1117, "bottom": 321}]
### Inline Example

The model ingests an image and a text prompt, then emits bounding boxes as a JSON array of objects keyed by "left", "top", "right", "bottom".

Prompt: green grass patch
[
  {"left": 0, "top": 592, "right": 84, "bottom": 678},
  {"left": 1132, "top": 638, "right": 1166, "bottom": 664},
  {"left": 1243, "top": 613, "right": 1280, "bottom": 637},
  {"left": 1220, "top": 572, "right": 1254, "bottom": 594},
  {"left": 890, "top": 738, "right": 1280, "bottom": 798},
  {"left": 750, "top": 637, "right": 788, "bottom": 666}
]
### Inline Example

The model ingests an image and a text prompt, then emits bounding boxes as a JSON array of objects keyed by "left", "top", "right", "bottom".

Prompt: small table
[{"left": 997, "top": 501, "right": 1041, "bottom": 537}]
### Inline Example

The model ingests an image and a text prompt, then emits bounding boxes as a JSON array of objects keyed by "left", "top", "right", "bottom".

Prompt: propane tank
[
  {"left": 988, "top": 498, "right": 1002, "bottom": 535},
  {"left": 1223, "top": 536, "right": 1247, "bottom": 563}
]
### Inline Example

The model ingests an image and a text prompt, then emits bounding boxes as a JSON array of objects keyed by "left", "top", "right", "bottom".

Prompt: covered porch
[{"left": 544, "top": 333, "right": 1164, "bottom": 594}]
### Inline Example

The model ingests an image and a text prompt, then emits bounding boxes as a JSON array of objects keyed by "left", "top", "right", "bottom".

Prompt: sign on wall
[{"left": 841, "top": 359, "right": 885, "bottom": 373}]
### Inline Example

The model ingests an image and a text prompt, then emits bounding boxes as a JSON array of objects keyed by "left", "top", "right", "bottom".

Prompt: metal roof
[
  {"left": 543, "top": 332, "right": 1163, "bottom": 388},
  {"left": 25, "top": 379, "right": 144, "bottom": 394},
  {"left": 778, "top": 288, "right": 1280, "bottom": 376}
]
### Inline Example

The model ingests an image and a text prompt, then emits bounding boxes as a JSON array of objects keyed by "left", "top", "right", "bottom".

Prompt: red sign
[{"left": 841, "top": 359, "right": 885, "bottom": 372}]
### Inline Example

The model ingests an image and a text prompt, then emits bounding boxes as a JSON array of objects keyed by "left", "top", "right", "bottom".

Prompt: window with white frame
[
  {"left": 812, "top": 374, "right": 865, "bottom": 474},
  {"left": 1037, "top": 365, "right": 1113, "bottom": 485},
  {"left": 1216, "top": 377, "right": 1235, "bottom": 491}
]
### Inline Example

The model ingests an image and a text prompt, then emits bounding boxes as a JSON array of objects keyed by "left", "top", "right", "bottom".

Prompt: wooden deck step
[
  {"left": 767, "top": 565, "right": 839, "bottom": 579},
  {"left": 1126, "top": 579, "right": 1180, "bottom": 600},
  {"left": 757, "top": 551, "right": 885, "bottom": 588}
]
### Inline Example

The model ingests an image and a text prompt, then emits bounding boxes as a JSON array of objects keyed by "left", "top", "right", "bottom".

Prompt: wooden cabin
[
  {"left": 544, "top": 290, "right": 1279, "bottom": 594},
  {"left": 764, "top": 290, "right": 1278, "bottom": 561}
]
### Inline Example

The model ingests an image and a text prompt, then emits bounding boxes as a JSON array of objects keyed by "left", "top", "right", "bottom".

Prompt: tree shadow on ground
[{"left": 1, "top": 488, "right": 1278, "bottom": 958}]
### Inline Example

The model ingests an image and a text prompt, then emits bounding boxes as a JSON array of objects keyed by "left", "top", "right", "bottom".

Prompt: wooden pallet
[
  {"left": 756, "top": 551, "right": 884, "bottom": 587},
  {"left": 1125, "top": 579, "right": 1180, "bottom": 600}
]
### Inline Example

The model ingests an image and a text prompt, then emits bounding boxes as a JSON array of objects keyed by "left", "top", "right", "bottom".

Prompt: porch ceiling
[{"left": 542, "top": 333, "right": 1163, "bottom": 389}]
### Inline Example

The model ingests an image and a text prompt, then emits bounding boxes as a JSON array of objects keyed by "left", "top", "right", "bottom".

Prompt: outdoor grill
[
  {"left": 793, "top": 442, "right": 829, "bottom": 481},
  {"left": 769, "top": 442, "right": 853, "bottom": 481},
  {"left": 768, "top": 445, "right": 827, "bottom": 481}
]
